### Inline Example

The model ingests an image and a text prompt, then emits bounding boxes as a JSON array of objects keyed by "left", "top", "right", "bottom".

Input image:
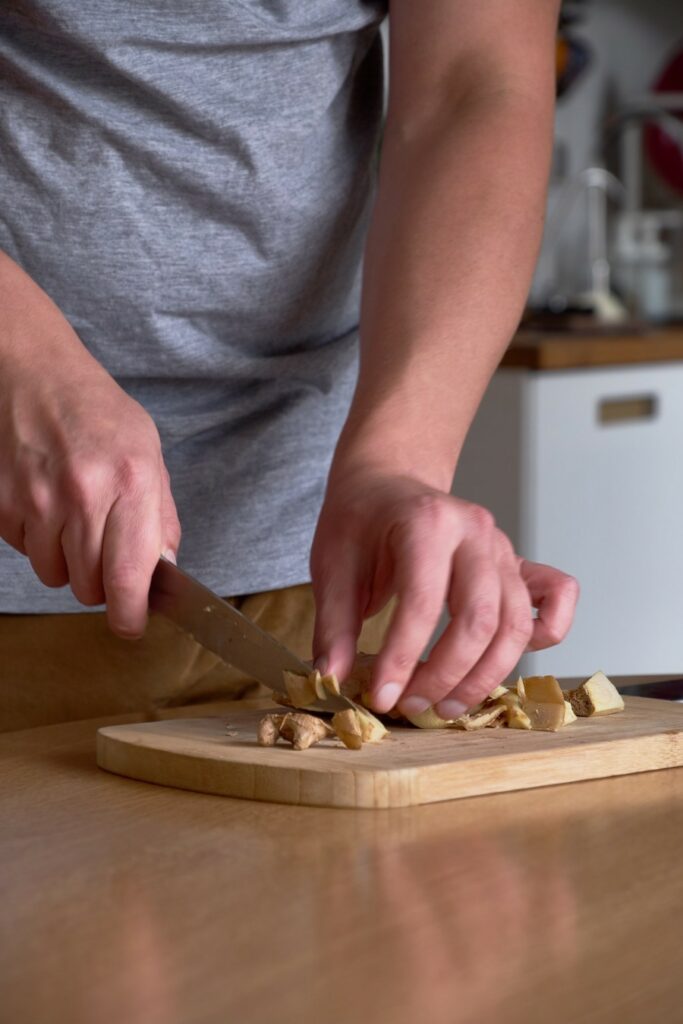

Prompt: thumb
[{"left": 311, "top": 545, "right": 365, "bottom": 683}]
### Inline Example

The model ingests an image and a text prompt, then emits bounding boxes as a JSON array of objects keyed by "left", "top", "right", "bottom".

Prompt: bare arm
[
  {"left": 311, "top": 0, "right": 578, "bottom": 716},
  {"left": 0, "top": 251, "right": 180, "bottom": 635},
  {"left": 343, "top": 0, "right": 559, "bottom": 482}
]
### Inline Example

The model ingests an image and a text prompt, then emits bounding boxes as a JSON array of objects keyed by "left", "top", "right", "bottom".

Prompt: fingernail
[
  {"left": 373, "top": 681, "right": 404, "bottom": 712},
  {"left": 436, "top": 698, "right": 469, "bottom": 719},
  {"left": 162, "top": 549, "right": 177, "bottom": 565},
  {"left": 313, "top": 656, "right": 328, "bottom": 674},
  {"left": 399, "top": 695, "right": 432, "bottom": 717}
]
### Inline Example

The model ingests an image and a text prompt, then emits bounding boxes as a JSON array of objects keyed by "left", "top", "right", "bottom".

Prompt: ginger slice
[
  {"left": 484, "top": 685, "right": 509, "bottom": 703},
  {"left": 498, "top": 689, "right": 521, "bottom": 710},
  {"left": 452, "top": 705, "right": 506, "bottom": 731},
  {"left": 523, "top": 675, "right": 565, "bottom": 705},
  {"left": 282, "top": 670, "right": 317, "bottom": 708},
  {"left": 520, "top": 675, "right": 566, "bottom": 732},
  {"left": 524, "top": 702, "right": 566, "bottom": 732},
  {"left": 321, "top": 672, "right": 341, "bottom": 697},
  {"left": 506, "top": 704, "right": 532, "bottom": 730},
  {"left": 281, "top": 658, "right": 369, "bottom": 707},
  {"left": 307, "top": 670, "right": 327, "bottom": 701},
  {"left": 332, "top": 709, "right": 363, "bottom": 750},
  {"left": 355, "top": 707, "right": 389, "bottom": 743},
  {"left": 568, "top": 671, "right": 624, "bottom": 717}
]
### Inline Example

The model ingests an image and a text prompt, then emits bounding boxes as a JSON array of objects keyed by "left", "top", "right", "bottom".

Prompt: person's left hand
[{"left": 310, "top": 468, "right": 578, "bottom": 720}]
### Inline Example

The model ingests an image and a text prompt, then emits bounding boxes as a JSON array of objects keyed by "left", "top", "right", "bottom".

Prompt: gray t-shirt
[{"left": 0, "top": 1, "right": 387, "bottom": 611}]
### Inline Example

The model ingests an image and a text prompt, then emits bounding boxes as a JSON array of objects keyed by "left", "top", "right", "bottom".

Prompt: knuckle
[
  {"left": 411, "top": 493, "right": 446, "bottom": 521},
  {"left": 401, "top": 494, "right": 453, "bottom": 538},
  {"left": 115, "top": 455, "right": 155, "bottom": 494},
  {"left": 386, "top": 649, "right": 417, "bottom": 675},
  {"left": 106, "top": 562, "right": 146, "bottom": 594},
  {"left": 542, "top": 623, "right": 565, "bottom": 647},
  {"left": 424, "top": 671, "right": 462, "bottom": 701},
  {"left": 467, "top": 504, "right": 495, "bottom": 535},
  {"left": 506, "top": 612, "right": 534, "bottom": 645},
  {"left": 62, "top": 459, "right": 108, "bottom": 506},
  {"left": 24, "top": 482, "right": 52, "bottom": 521},
  {"left": 494, "top": 528, "right": 515, "bottom": 558},
  {"left": 407, "top": 587, "right": 440, "bottom": 623},
  {"left": 462, "top": 601, "right": 499, "bottom": 643}
]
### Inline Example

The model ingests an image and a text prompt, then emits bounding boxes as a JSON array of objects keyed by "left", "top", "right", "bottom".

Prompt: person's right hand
[{"left": 0, "top": 253, "right": 180, "bottom": 637}]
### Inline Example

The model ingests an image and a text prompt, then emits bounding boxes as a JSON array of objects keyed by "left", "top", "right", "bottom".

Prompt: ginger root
[
  {"left": 257, "top": 712, "right": 333, "bottom": 751},
  {"left": 257, "top": 714, "right": 283, "bottom": 746}
]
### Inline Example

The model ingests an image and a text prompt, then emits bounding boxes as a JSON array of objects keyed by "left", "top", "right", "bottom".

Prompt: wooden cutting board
[{"left": 96, "top": 697, "right": 683, "bottom": 809}]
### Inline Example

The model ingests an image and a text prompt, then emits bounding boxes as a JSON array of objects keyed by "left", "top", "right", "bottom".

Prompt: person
[{"left": 0, "top": 0, "right": 578, "bottom": 731}]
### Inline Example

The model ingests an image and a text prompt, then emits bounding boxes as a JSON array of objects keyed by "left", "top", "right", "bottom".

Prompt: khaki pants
[{"left": 0, "top": 585, "right": 393, "bottom": 732}]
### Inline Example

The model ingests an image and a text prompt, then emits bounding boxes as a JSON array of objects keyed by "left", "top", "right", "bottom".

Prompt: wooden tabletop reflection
[{"left": 1, "top": 702, "right": 682, "bottom": 1024}]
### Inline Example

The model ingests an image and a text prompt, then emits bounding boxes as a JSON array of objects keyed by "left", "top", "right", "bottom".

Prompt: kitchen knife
[{"left": 148, "top": 557, "right": 351, "bottom": 711}]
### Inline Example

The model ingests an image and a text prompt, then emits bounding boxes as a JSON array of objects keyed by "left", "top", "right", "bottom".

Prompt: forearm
[
  {"left": 336, "top": 86, "right": 555, "bottom": 491},
  {"left": 0, "top": 250, "right": 99, "bottom": 377}
]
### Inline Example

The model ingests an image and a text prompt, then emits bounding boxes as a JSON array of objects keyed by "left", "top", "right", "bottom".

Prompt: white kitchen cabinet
[{"left": 451, "top": 361, "right": 683, "bottom": 677}]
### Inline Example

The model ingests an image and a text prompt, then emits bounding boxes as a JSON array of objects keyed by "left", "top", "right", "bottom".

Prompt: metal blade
[{"left": 148, "top": 557, "right": 351, "bottom": 711}]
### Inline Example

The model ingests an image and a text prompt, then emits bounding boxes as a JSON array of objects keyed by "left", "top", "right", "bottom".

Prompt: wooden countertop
[
  {"left": 503, "top": 325, "right": 683, "bottom": 371},
  {"left": 2, "top": 701, "right": 683, "bottom": 1024}
]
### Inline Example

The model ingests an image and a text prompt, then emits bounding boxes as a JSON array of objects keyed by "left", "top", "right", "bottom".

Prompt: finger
[
  {"left": 311, "top": 543, "right": 365, "bottom": 683},
  {"left": 398, "top": 533, "right": 502, "bottom": 714},
  {"left": 434, "top": 557, "right": 533, "bottom": 718},
  {"left": 23, "top": 521, "right": 69, "bottom": 588},
  {"left": 160, "top": 464, "right": 181, "bottom": 562},
  {"left": 368, "top": 512, "right": 453, "bottom": 713},
  {"left": 519, "top": 559, "right": 579, "bottom": 650},
  {"left": 102, "top": 488, "right": 162, "bottom": 639},
  {"left": 61, "top": 510, "right": 107, "bottom": 607}
]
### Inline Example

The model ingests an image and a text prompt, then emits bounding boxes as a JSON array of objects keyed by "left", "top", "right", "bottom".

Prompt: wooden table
[{"left": 2, "top": 702, "right": 683, "bottom": 1024}]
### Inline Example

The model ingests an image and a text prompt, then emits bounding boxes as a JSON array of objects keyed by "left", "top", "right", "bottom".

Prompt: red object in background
[{"left": 644, "top": 46, "right": 683, "bottom": 197}]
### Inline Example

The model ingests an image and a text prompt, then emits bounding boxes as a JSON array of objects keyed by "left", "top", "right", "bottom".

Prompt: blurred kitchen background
[{"left": 450, "top": 0, "right": 683, "bottom": 677}]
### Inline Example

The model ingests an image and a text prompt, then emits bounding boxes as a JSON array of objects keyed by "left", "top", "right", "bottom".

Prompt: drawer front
[{"left": 521, "top": 363, "right": 683, "bottom": 677}]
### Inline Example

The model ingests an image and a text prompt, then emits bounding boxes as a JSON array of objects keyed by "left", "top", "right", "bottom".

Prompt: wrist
[
  {"left": 331, "top": 390, "right": 460, "bottom": 495},
  {"left": 0, "top": 252, "right": 98, "bottom": 380}
]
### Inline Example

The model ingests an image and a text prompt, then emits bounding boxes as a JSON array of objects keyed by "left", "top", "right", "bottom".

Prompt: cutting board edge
[
  {"left": 414, "top": 728, "right": 683, "bottom": 804},
  {"left": 96, "top": 709, "right": 683, "bottom": 810},
  {"left": 96, "top": 729, "right": 423, "bottom": 809}
]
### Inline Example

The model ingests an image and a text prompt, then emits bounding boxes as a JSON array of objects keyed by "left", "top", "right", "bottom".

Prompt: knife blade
[{"left": 148, "top": 557, "right": 352, "bottom": 712}]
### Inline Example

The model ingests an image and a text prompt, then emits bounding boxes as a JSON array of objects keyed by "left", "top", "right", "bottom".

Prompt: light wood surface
[
  {"left": 2, "top": 703, "right": 683, "bottom": 1024},
  {"left": 97, "top": 698, "right": 683, "bottom": 808},
  {"left": 504, "top": 325, "right": 683, "bottom": 371}
]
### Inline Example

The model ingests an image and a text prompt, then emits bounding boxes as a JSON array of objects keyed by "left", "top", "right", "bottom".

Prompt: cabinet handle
[{"left": 598, "top": 394, "right": 658, "bottom": 425}]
